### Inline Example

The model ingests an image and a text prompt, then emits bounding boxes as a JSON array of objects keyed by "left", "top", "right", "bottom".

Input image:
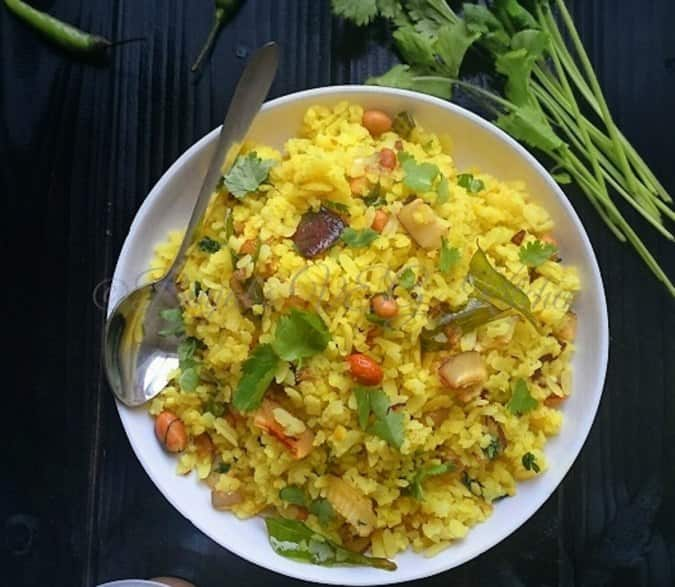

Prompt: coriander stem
[
  {"left": 553, "top": 0, "right": 644, "bottom": 207},
  {"left": 533, "top": 85, "right": 673, "bottom": 239}
]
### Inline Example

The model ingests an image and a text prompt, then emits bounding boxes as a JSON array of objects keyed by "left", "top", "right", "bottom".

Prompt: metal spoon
[{"left": 104, "top": 42, "right": 279, "bottom": 406}]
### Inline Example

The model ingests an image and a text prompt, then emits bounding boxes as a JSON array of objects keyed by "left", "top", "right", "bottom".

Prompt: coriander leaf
[
  {"left": 198, "top": 236, "right": 221, "bottom": 253},
  {"left": 369, "top": 410, "right": 405, "bottom": 450},
  {"left": 204, "top": 398, "right": 226, "bottom": 417},
  {"left": 279, "top": 486, "right": 309, "bottom": 507},
  {"left": 401, "top": 154, "right": 440, "bottom": 192},
  {"left": 309, "top": 498, "right": 335, "bottom": 526},
  {"left": 179, "top": 367, "right": 200, "bottom": 392},
  {"left": 399, "top": 267, "right": 416, "bottom": 289},
  {"left": 496, "top": 104, "right": 564, "bottom": 152},
  {"left": 457, "top": 173, "right": 485, "bottom": 193},
  {"left": 469, "top": 246, "right": 539, "bottom": 330},
  {"left": 367, "top": 390, "right": 404, "bottom": 449},
  {"left": 483, "top": 437, "right": 501, "bottom": 460},
  {"left": 223, "top": 152, "right": 275, "bottom": 199},
  {"left": 330, "top": 0, "right": 379, "bottom": 26},
  {"left": 158, "top": 308, "right": 185, "bottom": 337},
  {"left": 340, "top": 227, "right": 379, "bottom": 248},
  {"left": 507, "top": 378, "right": 538, "bottom": 415},
  {"left": 495, "top": 31, "right": 549, "bottom": 107},
  {"left": 177, "top": 337, "right": 198, "bottom": 366},
  {"left": 354, "top": 388, "right": 405, "bottom": 450},
  {"left": 519, "top": 240, "right": 558, "bottom": 267},
  {"left": 354, "top": 386, "right": 371, "bottom": 430},
  {"left": 463, "top": 3, "right": 509, "bottom": 45},
  {"left": 494, "top": 0, "right": 539, "bottom": 32},
  {"left": 215, "top": 463, "right": 231, "bottom": 473},
  {"left": 440, "top": 238, "right": 461, "bottom": 274},
  {"left": 272, "top": 309, "right": 331, "bottom": 362},
  {"left": 265, "top": 517, "right": 396, "bottom": 570},
  {"left": 461, "top": 471, "right": 484, "bottom": 497},
  {"left": 367, "top": 64, "right": 452, "bottom": 100},
  {"left": 392, "top": 111, "right": 416, "bottom": 139},
  {"left": 232, "top": 344, "right": 280, "bottom": 412},
  {"left": 522, "top": 451, "right": 541, "bottom": 473},
  {"left": 393, "top": 26, "right": 436, "bottom": 69},
  {"left": 410, "top": 462, "right": 455, "bottom": 501},
  {"left": 437, "top": 175, "right": 450, "bottom": 204},
  {"left": 435, "top": 20, "right": 481, "bottom": 77},
  {"left": 362, "top": 183, "right": 386, "bottom": 207},
  {"left": 323, "top": 200, "right": 350, "bottom": 214}
]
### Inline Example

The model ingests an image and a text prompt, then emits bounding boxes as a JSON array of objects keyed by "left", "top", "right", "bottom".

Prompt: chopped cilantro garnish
[
  {"left": 340, "top": 227, "right": 379, "bottom": 248},
  {"left": 271, "top": 308, "right": 331, "bottom": 362},
  {"left": 522, "top": 452, "right": 541, "bottom": 473},
  {"left": 457, "top": 173, "right": 485, "bottom": 193},
  {"left": 323, "top": 200, "right": 350, "bottom": 214},
  {"left": 437, "top": 175, "right": 450, "bottom": 204},
  {"left": 223, "top": 152, "right": 276, "bottom": 199},
  {"left": 439, "top": 238, "right": 461, "bottom": 274},
  {"left": 519, "top": 240, "right": 558, "bottom": 267},
  {"left": 158, "top": 308, "right": 185, "bottom": 337},
  {"left": 279, "top": 486, "right": 308, "bottom": 506},
  {"left": 231, "top": 344, "right": 280, "bottom": 412},
  {"left": 198, "top": 237, "right": 221, "bottom": 253},
  {"left": 483, "top": 437, "right": 501, "bottom": 460},
  {"left": 399, "top": 267, "right": 416, "bottom": 289},
  {"left": 507, "top": 378, "right": 538, "bottom": 416},
  {"left": 354, "top": 387, "right": 404, "bottom": 450},
  {"left": 410, "top": 462, "right": 455, "bottom": 501},
  {"left": 400, "top": 152, "right": 440, "bottom": 192}
]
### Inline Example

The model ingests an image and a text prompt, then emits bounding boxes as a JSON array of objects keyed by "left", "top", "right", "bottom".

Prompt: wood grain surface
[{"left": 2, "top": 1, "right": 674, "bottom": 586}]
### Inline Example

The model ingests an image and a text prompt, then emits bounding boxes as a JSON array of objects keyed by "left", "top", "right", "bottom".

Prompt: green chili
[
  {"left": 4, "top": 0, "right": 112, "bottom": 53},
  {"left": 192, "top": 0, "right": 243, "bottom": 73}
]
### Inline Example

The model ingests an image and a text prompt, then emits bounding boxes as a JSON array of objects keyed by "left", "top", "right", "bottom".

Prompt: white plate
[{"left": 108, "top": 86, "right": 609, "bottom": 585}]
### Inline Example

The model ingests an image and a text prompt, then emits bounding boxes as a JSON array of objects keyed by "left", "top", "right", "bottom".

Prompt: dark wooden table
[{"left": 3, "top": 1, "right": 674, "bottom": 586}]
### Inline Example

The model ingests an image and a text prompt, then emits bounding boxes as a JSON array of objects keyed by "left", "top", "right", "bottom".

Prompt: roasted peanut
[
  {"left": 371, "top": 293, "right": 398, "bottom": 319},
  {"left": 362, "top": 109, "right": 392, "bottom": 136},
  {"left": 347, "top": 353, "right": 384, "bottom": 385},
  {"left": 155, "top": 411, "right": 187, "bottom": 453}
]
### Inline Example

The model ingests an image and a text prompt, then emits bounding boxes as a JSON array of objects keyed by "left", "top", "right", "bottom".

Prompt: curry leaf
[
  {"left": 468, "top": 246, "right": 539, "bottom": 330},
  {"left": 265, "top": 517, "right": 396, "bottom": 570},
  {"left": 308, "top": 498, "right": 335, "bottom": 526}
]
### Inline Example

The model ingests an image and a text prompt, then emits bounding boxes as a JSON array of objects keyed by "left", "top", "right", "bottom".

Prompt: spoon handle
[{"left": 165, "top": 42, "right": 280, "bottom": 281}]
